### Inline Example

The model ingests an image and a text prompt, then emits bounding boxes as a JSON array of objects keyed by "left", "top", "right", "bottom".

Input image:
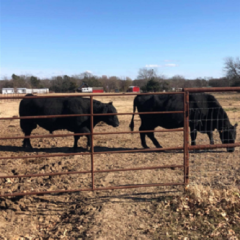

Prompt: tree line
[{"left": 1, "top": 57, "right": 239, "bottom": 92}]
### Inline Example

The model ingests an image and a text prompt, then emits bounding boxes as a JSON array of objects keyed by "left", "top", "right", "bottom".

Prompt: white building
[
  {"left": 17, "top": 88, "right": 27, "bottom": 94},
  {"left": 81, "top": 87, "right": 93, "bottom": 93},
  {"left": 26, "top": 88, "right": 49, "bottom": 94},
  {"left": 2, "top": 88, "right": 15, "bottom": 94},
  {"left": 2, "top": 88, "right": 49, "bottom": 94}
]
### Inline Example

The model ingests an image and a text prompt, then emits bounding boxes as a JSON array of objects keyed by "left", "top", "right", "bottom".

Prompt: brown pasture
[{"left": 0, "top": 92, "right": 239, "bottom": 239}]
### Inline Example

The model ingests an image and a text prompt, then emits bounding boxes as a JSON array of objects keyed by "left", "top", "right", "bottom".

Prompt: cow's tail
[{"left": 129, "top": 101, "right": 137, "bottom": 132}]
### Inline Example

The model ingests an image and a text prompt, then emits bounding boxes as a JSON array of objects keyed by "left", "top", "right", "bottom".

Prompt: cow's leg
[
  {"left": 74, "top": 127, "right": 91, "bottom": 150},
  {"left": 190, "top": 128, "right": 197, "bottom": 146},
  {"left": 23, "top": 129, "right": 34, "bottom": 149},
  {"left": 146, "top": 132, "right": 162, "bottom": 148},
  {"left": 139, "top": 125, "right": 149, "bottom": 148},
  {"left": 207, "top": 131, "right": 214, "bottom": 145},
  {"left": 73, "top": 135, "right": 81, "bottom": 149},
  {"left": 21, "top": 120, "right": 36, "bottom": 149},
  {"left": 190, "top": 128, "right": 200, "bottom": 152},
  {"left": 87, "top": 135, "right": 91, "bottom": 149}
]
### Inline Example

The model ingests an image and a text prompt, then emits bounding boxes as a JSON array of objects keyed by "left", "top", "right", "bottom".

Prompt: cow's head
[
  {"left": 103, "top": 102, "right": 119, "bottom": 127},
  {"left": 219, "top": 123, "right": 238, "bottom": 152}
]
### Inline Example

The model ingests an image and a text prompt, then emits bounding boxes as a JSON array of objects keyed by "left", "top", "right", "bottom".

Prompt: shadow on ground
[
  {"left": 0, "top": 145, "right": 226, "bottom": 154},
  {"left": 0, "top": 187, "right": 183, "bottom": 238}
]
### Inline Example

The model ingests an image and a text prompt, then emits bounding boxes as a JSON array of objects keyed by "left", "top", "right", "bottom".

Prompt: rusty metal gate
[{"left": 0, "top": 87, "right": 240, "bottom": 197}]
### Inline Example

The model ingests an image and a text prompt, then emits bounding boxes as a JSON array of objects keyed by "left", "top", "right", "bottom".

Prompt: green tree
[
  {"left": 84, "top": 77, "right": 103, "bottom": 87},
  {"left": 12, "top": 74, "right": 20, "bottom": 81},
  {"left": 30, "top": 76, "right": 41, "bottom": 88},
  {"left": 145, "top": 78, "right": 161, "bottom": 92},
  {"left": 161, "top": 80, "right": 169, "bottom": 91},
  {"left": 231, "top": 79, "right": 240, "bottom": 87},
  {"left": 50, "top": 76, "right": 63, "bottom": 92},
  {"left": 68, "top": 80, "right": 78, "bottom": 92},
  {"left": 11, "top": 74, "right": 28, "bottom": 88},
  {"left": 50, "top": 75, "right": 78, "bottom": 92}
]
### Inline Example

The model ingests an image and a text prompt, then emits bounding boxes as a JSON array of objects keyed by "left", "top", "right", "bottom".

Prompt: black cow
[
  {"left": 129, "top": 94, "right": 238, "bottom": 152},
  {"left": 19, "top": 94, "right": 119, "bottom": 149}
]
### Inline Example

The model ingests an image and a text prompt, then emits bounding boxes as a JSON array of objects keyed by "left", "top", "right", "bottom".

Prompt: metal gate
[{"left": 0, "top": 87, "right": 240, "bottom": 197}]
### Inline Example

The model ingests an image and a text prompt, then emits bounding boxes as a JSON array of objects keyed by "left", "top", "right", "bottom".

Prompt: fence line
[{"left": 0, "top": 87, "right": 240, "bottom": 197}]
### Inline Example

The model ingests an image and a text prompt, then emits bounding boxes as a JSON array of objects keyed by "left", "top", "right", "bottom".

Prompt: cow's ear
[
  {"left": 108, "top": 102, "right": 113, "bottom": 105},
  {"left": 234, "top": 123, "right": 238, "bottom": 128},
  {"left": 103, "top": 105, "right": 108, "bottom": 113}
]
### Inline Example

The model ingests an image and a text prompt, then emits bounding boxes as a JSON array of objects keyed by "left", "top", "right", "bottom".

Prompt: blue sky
[{"left": 1, "top": 0, "right": 240, "bottom": 80}]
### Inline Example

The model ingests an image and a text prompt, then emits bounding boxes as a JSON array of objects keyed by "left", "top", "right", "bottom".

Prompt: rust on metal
[
  {"left": 0, "top": 111, "right": 184, "bottom": 121},
  {"left": 184, "top": 87, "right": 240, "bottom": 93},
  {"left": 0, "top": 187, "right": 93, "bottom": 197},
  {"left": 0, "top": 128, "right": 183, "bottom": 140},
  {"left": 94, "top": 164, "right": 183, "bottom": 173},
  {"left": 183, "top": 91, "right": 190, "bottom": 185},
  {"left": 90, "top": 96, "right": 95, "bottom": 190},
  {"left": 0, "top": 182, "right": 185, "bottom": 198},
  {"left": 93, "top": 182, "right": 185, "bottom": 191},
  {"left": 0, "top": 170, "right": 91, "bottom": 179},
  {"left": 0, "top": 91, "right": 184, "bottom": 100},
  {"left": 0, "top": 146, "right": 184, "bottom": 160},
  {"left": 189, "top": 142, "right": 240, "bottom": 150},
  {"left": 0, "top": 151, "right": 91, "bottom": 160},
  {"left": 0, "top": 164, "right": 184, "bottom": 179},
  {"left": 1, "top": 88, "right": 239, "bottom": 197}
]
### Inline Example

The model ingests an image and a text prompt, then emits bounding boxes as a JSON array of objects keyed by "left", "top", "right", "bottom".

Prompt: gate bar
[
  {"left": 183, "top": 90, "right": 190, "bottom": 185},
  {"left": 0, "top": 182, "right": 185, "bottom": 198},
  {"left": 0, "top": 111, "right": 184, "bottom": 121},
  {"left": 0, "top": 146, "right": 184, "bottom": 160},
  {"left": 0, "top": 164, "right": 184, "bottom": 179},
  {"left": 184, "top": 87, "right": 240, "bottom": 93},
  {"left": 90, "top": 96, "right": 94, "bottom": 190},
  {"left": 0, "top": 91, "right": 184, "bottom": 100},
  {"left": 0, "top": 128, "right": 184, "bottom": 140}
]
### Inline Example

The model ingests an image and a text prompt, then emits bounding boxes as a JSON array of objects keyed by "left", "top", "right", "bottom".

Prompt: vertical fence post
[
  {"left": 184, "top": 90, "right": 190, "bottom": 187},
  {"left": 90, "top": 96, "right": 95, "bottom": 190}
]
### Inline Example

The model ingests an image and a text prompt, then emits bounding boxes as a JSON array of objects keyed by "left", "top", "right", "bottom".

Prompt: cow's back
[
  {"left": 133, "top": 93, "right": 221, "bottom": 130},
  {"left": 19, "top": 96, "right": 87, "bottom": 132},
  {"left": 20, "top": 97, "right": 66, "bottom": 116},
  {"left": 134, "top": 94, "right": 184, "bottom": 129}
]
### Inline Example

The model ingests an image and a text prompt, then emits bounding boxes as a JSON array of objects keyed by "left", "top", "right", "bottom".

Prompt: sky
[{"left": 0, "top": 0, "right": 240, "bottom": 80}]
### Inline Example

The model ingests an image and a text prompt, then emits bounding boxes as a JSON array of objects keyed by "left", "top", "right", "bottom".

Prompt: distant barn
[
  {"left": 77, "top": 82, "right": 104, "bottom": 93},
  {"left": 127, "top": 86, "right": 140, "bottom": 93}
]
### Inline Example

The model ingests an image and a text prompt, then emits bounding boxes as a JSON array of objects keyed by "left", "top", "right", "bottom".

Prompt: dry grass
[{"left": 151, "top": 185, "right": 240, "bottom": 239}]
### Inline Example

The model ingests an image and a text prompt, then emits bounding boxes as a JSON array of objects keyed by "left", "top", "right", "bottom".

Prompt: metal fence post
[
  {"left": 90, "top": 96, "right": 95, "bottom": 190},
  {"left": 184, "top": 90, "right": 190, "bottom": 186}
]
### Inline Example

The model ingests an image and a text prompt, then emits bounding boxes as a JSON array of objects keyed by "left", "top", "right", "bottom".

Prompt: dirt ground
[{"left": 0, "top": 92, "right": 240, "bottom": 239}]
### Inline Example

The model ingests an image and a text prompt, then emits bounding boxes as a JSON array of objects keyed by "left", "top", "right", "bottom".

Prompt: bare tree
[
  {"left": 137, "top": 68, "right": 158, "bottom": 80},
  {"left": 169, "top": 75, "right": 186, "bottom": 89},
  {"left": 119, "top": 77, "right": 132, "bottom": 91},
  {"left": 107, "top": 76, "right": 119, "bottom": 92},
  {"left": 224, "top": 57, "right": 240, "bottom": 79},
  {"left": 134, "top": 68, "right": 158, "bottom": 89}
]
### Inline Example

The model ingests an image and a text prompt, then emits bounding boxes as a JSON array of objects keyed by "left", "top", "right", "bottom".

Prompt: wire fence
[
  {"left": 0, "top": 88, "right": 240, "bottom": 197},
  {"left": 187, "top": 90, "right": 240, "bottom": 189}
]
